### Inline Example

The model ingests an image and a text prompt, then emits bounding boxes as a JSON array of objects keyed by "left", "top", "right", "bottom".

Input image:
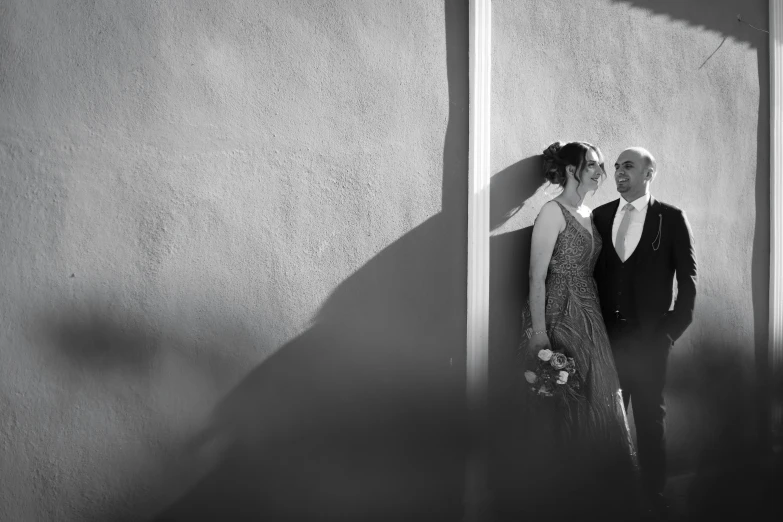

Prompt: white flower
[
  {"left": 537, "top": 349, "right": 553, "bottom": 362},
  {"left": 524, "top": 371, "right": 538, "bottom": 384},
  {"left": 556, "top": 371, "right": 569, "bottom": 384}
]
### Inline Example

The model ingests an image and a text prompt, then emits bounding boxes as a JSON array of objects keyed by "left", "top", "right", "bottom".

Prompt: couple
[{"left": 517, "top": 141, "right": 697, "bottom": 521}]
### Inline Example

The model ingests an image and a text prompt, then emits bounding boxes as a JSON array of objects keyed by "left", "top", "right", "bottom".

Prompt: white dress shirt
[{"left": 612, "top": 193, "right": 650, "bottom": 262}]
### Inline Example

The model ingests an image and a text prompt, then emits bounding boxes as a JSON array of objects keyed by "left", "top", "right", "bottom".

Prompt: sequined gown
[{"left": 516, "top": 201, "right": 642, "bottom": 520}]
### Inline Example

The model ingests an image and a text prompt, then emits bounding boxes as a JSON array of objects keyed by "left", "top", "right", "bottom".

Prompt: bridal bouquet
[{"left": 523, "top": 346, "right": 585, "bottom": 403}]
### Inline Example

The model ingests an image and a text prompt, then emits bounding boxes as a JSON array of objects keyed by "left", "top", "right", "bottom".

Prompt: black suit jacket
[{"left": 593, "top": 196, "right": 697, "bottom": 342}]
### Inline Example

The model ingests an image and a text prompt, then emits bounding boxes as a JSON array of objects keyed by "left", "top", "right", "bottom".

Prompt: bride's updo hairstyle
[{"left": 542, "top": 141, "right": 605, "bottom": 188}]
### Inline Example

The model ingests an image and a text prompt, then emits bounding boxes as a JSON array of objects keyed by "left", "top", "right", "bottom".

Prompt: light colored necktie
[{"left": 615, "top": 203, "right": 635, "bottom": 261}]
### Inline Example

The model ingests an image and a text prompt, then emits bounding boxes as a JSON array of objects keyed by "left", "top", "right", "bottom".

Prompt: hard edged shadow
[
  {"left": 484, "top": 155, "right": 547, "bottom": 514},
  {"left": 612, "top": 0, "right": 767, "bottom": 49},
  {"left": 489, "top": 155, "right": 544, "bottom": 232},
  {"left": 148, "top": 218, "right": 470, "bottom": 522},
  {"left": 486, "top": 226, "right": 533, "bottom": 516},
  {"left": 27, "top": 0, "right": 470, "bottom": 519},
  {"left": 28, "top": 1, "right": 775, "bottom": 520},
  {"left": 149, "top": 1, "right": 471, "bottom": 520}
]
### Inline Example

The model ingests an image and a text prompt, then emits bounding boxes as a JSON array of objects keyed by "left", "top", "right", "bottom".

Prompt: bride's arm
[{"left": 527, "top": 201, "right": 565, "bottom": 352}]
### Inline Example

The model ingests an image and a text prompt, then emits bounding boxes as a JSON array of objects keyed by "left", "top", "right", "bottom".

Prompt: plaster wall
[
  {"left": 0, "top": 1, "right": 468, "bottom": 520},
  {"left": 489, "top": 0, "right": 769, "bottom": 491}
]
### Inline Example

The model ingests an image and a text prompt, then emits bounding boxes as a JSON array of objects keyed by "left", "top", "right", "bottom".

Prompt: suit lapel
[
  {"left": 600, "top": 199, "right": 621, "bottom": 239},
  {"left": 634, "top": 195, "right": 660, "bottom": 264}
]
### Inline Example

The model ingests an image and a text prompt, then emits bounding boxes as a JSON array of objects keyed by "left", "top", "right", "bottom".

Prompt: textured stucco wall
[
  {"left": 489, "top": 0, "right": 769, "bottom": 487},
  {"left": 0, "top": 1, "right": 468, "bottom": 520}
]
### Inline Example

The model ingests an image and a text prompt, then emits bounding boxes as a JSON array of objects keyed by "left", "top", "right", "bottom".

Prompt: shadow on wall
[
  {"left": 489, "top": 156, "right": 544, "bottom": 232},
  {"left": 613, "top": 0, "right": 772, "bottom": 457},
  {"left": 486, "top": 155, "right": 546, "bottom": 407},
  {"left": 130, "top": 1, "right": 469, "bottom": 521},
  {"left": 614, "top": 0, "right": 766, "bottom": 43},
  {"left": 39, "top": 301, "right": 261, "bottom": 385},
  {"left": 32, "top": 2, "right": 468, "bottom": 521},
  {"left": 484, "top": 156, "right": 547, "bottom": 508}
]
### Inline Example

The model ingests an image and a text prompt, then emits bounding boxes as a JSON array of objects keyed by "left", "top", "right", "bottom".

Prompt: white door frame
[
  {"left": 466, "top": 0, "right": 491, "bottom": 416},
  {"left": 465, "top": 0, "right": 491, "bottom": 520}
]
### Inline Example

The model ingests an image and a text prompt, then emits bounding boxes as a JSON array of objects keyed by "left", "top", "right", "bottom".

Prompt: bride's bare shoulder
[
  {"left": 535, "top": 200, "right": 566, "bottom": 227},
  {"left": 538, "top": 199, "right": 563, "bottom": 215}
]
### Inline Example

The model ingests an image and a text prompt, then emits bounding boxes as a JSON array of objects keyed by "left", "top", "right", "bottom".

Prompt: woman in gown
[{"left": 516, "top": 141, "right": 644, "bottom": 521}]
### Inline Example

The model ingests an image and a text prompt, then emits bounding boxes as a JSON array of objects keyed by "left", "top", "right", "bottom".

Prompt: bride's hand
[{"left": 528, "top": 331, "right": 551, "bottom": 355}]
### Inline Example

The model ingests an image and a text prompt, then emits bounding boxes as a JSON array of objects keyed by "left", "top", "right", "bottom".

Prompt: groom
[{"left": 593, "top": 147, "right": 697, "bottom": 520}]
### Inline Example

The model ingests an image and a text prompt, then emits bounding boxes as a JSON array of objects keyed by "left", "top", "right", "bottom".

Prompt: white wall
[{"left": 0, "top": 1, "right": 469, "bottom": 520}]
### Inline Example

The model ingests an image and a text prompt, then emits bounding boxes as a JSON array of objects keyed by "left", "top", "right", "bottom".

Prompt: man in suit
[{"left": 593, "top": 147, "right": 697, "bottom": 520}]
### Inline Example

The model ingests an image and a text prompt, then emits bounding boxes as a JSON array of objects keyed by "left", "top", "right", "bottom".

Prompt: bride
[{"left": 515, "top": 141, "right": 644, "bottom": 521}]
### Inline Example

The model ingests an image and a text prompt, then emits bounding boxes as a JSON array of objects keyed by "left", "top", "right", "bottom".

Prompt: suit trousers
[{"left": 608, "top": 322, "right": 670, "bottom": 499}]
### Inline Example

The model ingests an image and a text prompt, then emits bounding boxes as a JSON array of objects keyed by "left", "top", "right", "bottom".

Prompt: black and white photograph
[{"left": 0, "top": 1, "right": 781, "bottom": 521}]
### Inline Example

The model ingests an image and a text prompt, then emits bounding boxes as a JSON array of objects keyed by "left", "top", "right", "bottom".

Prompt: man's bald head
[
  {"left": 622, "top": 147, "right": 657, "bottom": 177},
  {"left": 614, "top": 147, "right": 658, "bottom": 201}
]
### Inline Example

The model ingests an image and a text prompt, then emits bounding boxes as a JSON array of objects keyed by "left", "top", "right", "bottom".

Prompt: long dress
[{"left": 515, "top": 201, "right": 642, "bottom": 521}]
